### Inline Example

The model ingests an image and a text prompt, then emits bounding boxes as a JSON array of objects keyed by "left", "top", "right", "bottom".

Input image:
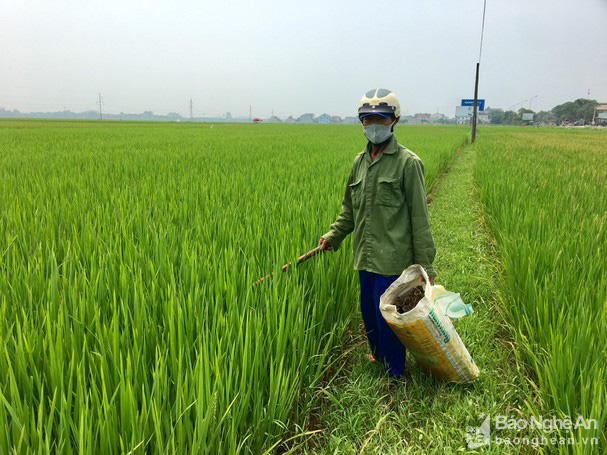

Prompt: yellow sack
[{"left": 379, "top": 264, "right": 479, "bottom": 383}]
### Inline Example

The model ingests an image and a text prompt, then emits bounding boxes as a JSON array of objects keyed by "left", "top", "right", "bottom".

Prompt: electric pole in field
[
  {"left": 97, "top": 93, "right": 104, "bottom": 120},
  {"left": 592, "top": 107, "right": 596, "bottom": 124},
  {"left": 190, "top": 99, "right": 193, "bottom": 121},
  {"left": 249, "top": 105, "right": 252, "bottom": 122},
  {"left": 471, "top": 0, "right": 487, "bottom": 144}
]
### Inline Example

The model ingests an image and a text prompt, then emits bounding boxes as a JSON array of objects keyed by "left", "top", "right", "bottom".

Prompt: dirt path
[{"left": 292, "top": 145, "right": 540, "bottom": 454}]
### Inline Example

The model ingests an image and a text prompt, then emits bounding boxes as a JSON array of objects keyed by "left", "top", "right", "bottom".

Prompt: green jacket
[{"left": 322, "top": 134, "right": 437, "bottom": 278}]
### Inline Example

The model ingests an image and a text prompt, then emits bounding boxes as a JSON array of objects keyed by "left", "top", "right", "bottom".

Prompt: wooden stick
[{"left": 255, "top": 246, "right": 324, "bottom": 285}]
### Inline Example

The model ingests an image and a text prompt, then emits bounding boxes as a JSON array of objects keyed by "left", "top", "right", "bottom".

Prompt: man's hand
[{"left": 319, "top": 237, "right": 333, "bottom": 251}]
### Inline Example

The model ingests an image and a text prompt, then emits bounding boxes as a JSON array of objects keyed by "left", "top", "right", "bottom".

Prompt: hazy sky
[{"left": 2, "top": 0, "right": 606, "bottom": 118}]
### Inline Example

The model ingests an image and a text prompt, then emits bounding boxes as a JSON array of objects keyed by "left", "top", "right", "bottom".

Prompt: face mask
[{"left": 363, "top": 121, "right": 394, "bottom": 144}]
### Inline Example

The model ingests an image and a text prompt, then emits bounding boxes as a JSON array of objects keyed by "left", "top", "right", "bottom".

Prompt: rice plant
[
  {"left": 0, "top": 120, "right": 467, "bottom": 454},
  {"left": 474, "top": 127, "right": 607, "bottom": 453}
]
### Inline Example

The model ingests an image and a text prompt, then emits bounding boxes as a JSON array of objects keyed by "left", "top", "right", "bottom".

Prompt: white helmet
[{"left": 358, "top": 88, "right": 401, "bottom": 118}]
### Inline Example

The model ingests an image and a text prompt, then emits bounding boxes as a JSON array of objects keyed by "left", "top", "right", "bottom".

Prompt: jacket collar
[{"left": 365, "top": 134, "right": 399, "bottom": 155}]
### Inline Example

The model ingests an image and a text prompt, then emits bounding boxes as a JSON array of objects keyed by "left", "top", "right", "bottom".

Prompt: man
[{"left": 319, "top": 88, "right": 437, "bottom": 379}]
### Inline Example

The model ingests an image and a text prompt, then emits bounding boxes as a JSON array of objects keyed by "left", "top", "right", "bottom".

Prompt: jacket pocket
[
  {"left": 377, "top": 176, "right": 402, "bottom": 207},
  {"left": 349, "top": 178, "right": 363, "bottom": 208}
]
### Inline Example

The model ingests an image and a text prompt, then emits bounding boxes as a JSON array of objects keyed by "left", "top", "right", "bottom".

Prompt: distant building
[
  {"left": 285, "top": 116, "right": 296, "bottom": 124},
  {"left": 265, "top": 116, "right": 282, "bottom": 123},
  {"left": 455, "top": 106, "right": 473, "bottom": 125},
  {"left": 402, "top": 115, "right": 422, "bottom": 125},
  {"left": 343, "top": 116, "right": 358, "bottom": 124},
  {"left": 454, "top": 106, "right": 488, "bottom": 124},
  {"left": 317, "top": 113, "right": 330, "bottom": 124},
  {"left": 429, "top": 113, "right": 446, "bottom": 124},
  {"left": 595, "top": 103, "right": 607, "bottom": 125},
  {"left": 330, "top": 115, "right": 342, "bottom": 123},
  {"left": 225, "top": 112, "right": 232, "bottom": 120},
  {"left": 297, "top": 113, "right": 314, "bottom": 123},
  {"left": 413, "top": 113, "right": 431, "bottom": 124}
]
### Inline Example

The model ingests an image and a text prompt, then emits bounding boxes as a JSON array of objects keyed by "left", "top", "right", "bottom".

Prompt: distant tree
[
  {"left": 489, "top": 108, "right": 505, "bottom": 124},
  {"left": 0, "top": 108, "right": 21, "bottom": 118},
  {"left": 552, "top": 98, "right": 597, "bottom": 123},
  {"left": 503, "top": 110, "right": 520, "bottom": 125},
  {"left": 552, "top": 102, "right": 576, "bottom": 123},
  {"left": 535, "top": 110, "right": 556, "bottom": 123}
]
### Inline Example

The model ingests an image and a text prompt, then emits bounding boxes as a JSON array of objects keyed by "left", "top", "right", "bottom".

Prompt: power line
[
  {"left": 478, "top": 0, "right": 487, "bottom": 64},
  {"left": 471, "top": 0, "right": 488, "bottom": 144}
]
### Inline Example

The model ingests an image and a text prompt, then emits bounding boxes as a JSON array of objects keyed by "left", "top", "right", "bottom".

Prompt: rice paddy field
[
  {"left": 0, "top": 119, "right": 605, "bottom": 453},
  {"left": 0, "top": 120, "right": 466, "bottom": 453},
  {"left": 474, "top": 127, "right": 607, "bottom": 452}
]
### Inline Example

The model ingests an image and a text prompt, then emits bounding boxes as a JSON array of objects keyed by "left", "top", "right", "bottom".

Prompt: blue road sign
[{"left": 461, "top": 99, "right": 485, "bottom": 111}]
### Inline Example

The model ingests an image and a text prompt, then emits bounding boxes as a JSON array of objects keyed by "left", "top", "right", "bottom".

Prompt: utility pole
[
  {"left": 592, "top": 107, "right": 596, "bottom": 124},
  {"left": 64, "top": 107, "right": 67, "bottom": 120},
  {"left": 249, "top": 105, "right": 252, "bottom": 121},
  {"left": 471, "top": 64, "right": 480, "bottom": 141},
  {"left": 97, "top": 93, "right": 104, "bottom": 120},
  {"left": 471, "top": 0, "right": 487, "bottom": 144},
  {"left": 189, "top": 99, "right": 193, "bottom": 121}
]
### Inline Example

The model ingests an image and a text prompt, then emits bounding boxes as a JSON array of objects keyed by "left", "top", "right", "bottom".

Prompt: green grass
[
  {"left": 294, "top": 144, "right": 541, "bottom": 454},
  {"left": 474, "top": 127, "right": 607, "bottom": 453},
  {"left": 0, "top": 120, "right": 467, "bottom": 454}
]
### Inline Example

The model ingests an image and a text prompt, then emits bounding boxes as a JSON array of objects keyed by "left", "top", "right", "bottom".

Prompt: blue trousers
[{"left": 358, "top": 270, "right": 406, "bottom": 378}]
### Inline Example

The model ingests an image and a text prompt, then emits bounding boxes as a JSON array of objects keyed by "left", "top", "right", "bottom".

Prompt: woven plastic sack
[{"left": 379, "top": 264, "right": 479, "bottom": 383}]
